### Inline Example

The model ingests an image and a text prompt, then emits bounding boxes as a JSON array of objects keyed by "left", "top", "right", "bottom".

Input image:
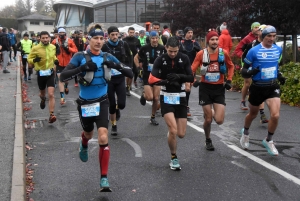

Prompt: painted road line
[
  {"left": 130, "top": 90, "right": 300, "bottom": 186},
  {"left": 121, "top": 138, "right": 142, "bottom": 157}
]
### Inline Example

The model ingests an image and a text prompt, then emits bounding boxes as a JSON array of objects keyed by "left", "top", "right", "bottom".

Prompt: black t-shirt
[
  {"left": 123, "top": 36, "right": 141, "bottom": 57},
  {"left": 138, "top": 43, "right": 165, "bottom": 73}
]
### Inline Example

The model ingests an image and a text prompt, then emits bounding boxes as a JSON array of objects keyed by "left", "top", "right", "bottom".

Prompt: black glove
[
  {"left": 63, "top": 45, "right": 69, "bottom": 52},
  {"left": 21, "top": 50, "right": 25, "bottom": 55},
  {"left": 277, "top": 72, "right": 286, "bottom": 85},
  {"left": 33, "top": 57, "right": 41, "bottom": 63},
  {"left": 168, "top": 81, "right": 181, "bottom": 88},
  {"left": 54, "top": 60, "right": 59, "bottom": 65},
  {"left": 80, "top": 61, "right": 98, "bottom": 72},
  {"left": 224, "top": 80, "right": 232, "bottom": 90},
  {"left": 103, "top": 61, "right": 122, "bottom": 70},
  {"left": 193, "top": 80, "right": 200, "bottom": 88},
  {"left": 167, "top": 73, "right": 180, "bottom": 81},
  {"left": 247, "top": 68, "right": 260, "bottom": 76}
]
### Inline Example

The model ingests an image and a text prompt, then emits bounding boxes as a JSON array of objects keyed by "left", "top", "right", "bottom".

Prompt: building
[
  {"left": 53, "top": 0, "right": 170, "bottom": 31},
  {"left": 17, "top": 13, "right": 55, "bottom": 34}
]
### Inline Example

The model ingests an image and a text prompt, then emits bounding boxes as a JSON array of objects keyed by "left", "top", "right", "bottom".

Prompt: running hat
[
  {"left": 88, "top": 26, "right": 104, "bottom": 38},
  {"left": 261, "top": 25, "right": 276, "bottom": 39},
  {"left": 183, "top": 27, "right": 193, "bottom": 36},
  {"left": 206, "top": 31, "right": 219, "bottom": 43},
  {"left": 149, "top": 31, "right": 159, "bottom": 38},
  {"left": 251, "top": 22, "right": 260, "bottom": 30},
  {"left": 58, "top": 28, "right": 66, "bottom": 33},
  {"left": 177, "top": 30, "right": 184, "bottom": 37},
  {"left": 139, "top": 30, "right": 145, "bottom": 34},
  {"left": 107, "top": 26, "right": 119, "bottom": 34},
  {"left": 258, "top": 24, "right": 267, "bottom": 31}
]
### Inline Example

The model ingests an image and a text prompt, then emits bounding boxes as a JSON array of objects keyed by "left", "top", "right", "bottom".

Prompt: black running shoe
[
  {"left": 116, "top": 109, "right": 121, "bottom": 121},
  {"left": 205, "top": 140, "right": 215, "bottom": 151},
  {"left": 140, "top": 94, "right": 146, "bottom": 106},
  {"left": 111, "top": 125, "right": 117, "bottom": 135},
  {"left": 126, "top": 86, "right": 131, "bottom": 96},
  {"left": 40, "top": 96, "right": 46, "bottom": 109},
  {"left": 150, "top": 118, "right": 159, "bottom": 126}
]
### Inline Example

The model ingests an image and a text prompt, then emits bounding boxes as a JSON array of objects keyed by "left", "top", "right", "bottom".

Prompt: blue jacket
[{"left": 8, "top": 32, "right": 16, "bottom": 46}]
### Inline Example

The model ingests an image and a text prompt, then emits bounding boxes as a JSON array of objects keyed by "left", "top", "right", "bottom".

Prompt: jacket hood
[{"left": 221, "top": 29, "right": 229, "bottom": 35}]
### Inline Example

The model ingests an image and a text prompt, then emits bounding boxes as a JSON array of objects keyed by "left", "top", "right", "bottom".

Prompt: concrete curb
[{"left": 11, "top": 55, "right": 26, "bottom": 201}]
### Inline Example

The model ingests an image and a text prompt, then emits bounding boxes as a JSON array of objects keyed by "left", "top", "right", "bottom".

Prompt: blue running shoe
[
  {"left": 79, "top": 138, "right": 88, "bottom": 162},
  {"left": 100, "top": 177, "right": 112, "bottom": 192},
  {"left": 262, "top": 138, "right": 278, "bottom": 156},
  {"left": 169, "top": 158, "right": 181, "bottom": 171}
]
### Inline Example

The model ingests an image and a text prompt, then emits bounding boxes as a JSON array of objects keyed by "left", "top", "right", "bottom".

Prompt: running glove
[
  {"left": 102, "top": 61, "right": 122, "bottom": 70},
  {"left": 33, "top": 57, "right": 41, "bottom": 63},
  {"left": 277, "top": 72, "right": 286, "bottom": 85},
  {"left": 80, "top": 61, "right": 98, "bottom": 72},
  {"left": 54, "top": 60, "right": 59, "bottom": 65},
  {"left": 224, "top": 80, "right": 232, "bottom": 90},
  {"left": 167, "top": 73, "right": 180, "bottom": 81}
]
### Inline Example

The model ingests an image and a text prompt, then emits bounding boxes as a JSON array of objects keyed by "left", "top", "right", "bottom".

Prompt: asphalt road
[{"left": 24, "top": 75, "right": 300, "bottom": 201}]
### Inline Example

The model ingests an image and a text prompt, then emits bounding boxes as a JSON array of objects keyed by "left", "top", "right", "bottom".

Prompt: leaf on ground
[{"left": 25, "top": 145, "right": 33, "bottom": 150}]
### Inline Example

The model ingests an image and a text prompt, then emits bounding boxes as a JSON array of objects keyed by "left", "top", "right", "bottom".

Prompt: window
[
  {"left": 30, "top": 21, "right": 39, "bottom": 25},
  {"left": 44, "top": 22, "right": 53, "bottom": 25}
]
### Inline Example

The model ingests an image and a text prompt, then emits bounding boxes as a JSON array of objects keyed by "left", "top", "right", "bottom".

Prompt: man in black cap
[
  {"left": 101, "top": 26, "right": 133, "bottom": 135},
  {"left": 179, "top": 27, "right": 201, "bottom": 116}
]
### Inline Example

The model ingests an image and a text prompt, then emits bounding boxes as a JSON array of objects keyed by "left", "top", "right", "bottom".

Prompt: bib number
[
  {"left": 81, "top": 102, "right": 100, "bottom": 117},
  {"left": 164, "top": 93, "right": 180, "bottom": 105},
  {"left": 23, "top": 54, "right": 28, "bottom": 59},
  {"left": 261, "top": 67, "right": 276, "bottom": 80},
  {"left": 205, "top": 72, "right": 220, "bottom": 82},
  {"left": 148, "top": 64, "right": 153, "bottom": 72},
  {"left": 111, "top": 69, "right": 122, "bottom": 76},
  {"left": 39, "top": 69, "right": 52, "bottom": 76}
]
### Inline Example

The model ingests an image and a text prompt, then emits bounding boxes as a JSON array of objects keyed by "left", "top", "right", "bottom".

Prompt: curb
[{"left": 11, "top": 55, "right": 26, "bottom": 201}]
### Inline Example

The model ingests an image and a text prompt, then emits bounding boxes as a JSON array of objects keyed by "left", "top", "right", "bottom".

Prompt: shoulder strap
[
  {"left": 103, "top": 52, "right": 107, "bottom": 61},
  {"left": 203, "top": 48, "right": 210, "bottom": 64},
  {"left": 83, "top": 51, "right": 92, "bottom": 62}
]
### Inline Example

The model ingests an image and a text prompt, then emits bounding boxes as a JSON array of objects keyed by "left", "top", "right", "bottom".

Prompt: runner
[
  {"left": 240, "top": 26, "right": 284, "bottom": 156},
  {"left": 136, "top": 31, "right": 165, "bottom": 125},
  {"left": 149, "top": 36, "right": 193, "bottom": 170},
  {"left": 179, "top": 27, "right": 201, "bottom": 116},
  {"left": 52, "top": 27, "right": 78, "bottom": 105},
  {"left": 17, "top": 33, "right": 32, "bottom": 80},
  {"left": 27, "top": 31, "right": 58, "bottom": 123},
  {"left": 101, "top": 26, "right": 133, "bottom": 135},
  {"left": 123, "top": 27, "right": 141, "bottom": 90},
  {"left": 191, "top": 31, "right": 234, "bottom": 150},
  {"left": 59, "top": 23, "right": 132, "bottom": 191}
]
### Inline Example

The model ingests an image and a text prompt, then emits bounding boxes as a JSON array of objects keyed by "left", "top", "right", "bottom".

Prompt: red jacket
[
  {"left": 219, "top": 29, "right": 233, "bottom": 54},
  {"left": 233, "top": 32, "right": 256, "bottom": 58},
  {"left": 52, "top": 37, "right": 78, "bottom": 67}
]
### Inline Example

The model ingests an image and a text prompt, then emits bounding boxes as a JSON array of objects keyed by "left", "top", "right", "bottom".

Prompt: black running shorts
[
  {"left": 56, "top": 65, "right": 65, "bottom": 73},
  {"left": 37, "top": 71, "right": 55, "bottom": 90},
  {"left": 161, "top": 102, "right": 187, "bottom": 118},
  {"left": 77, "top": 96, "right": 109, "bottom": 132},
  {"left": 248, "top": 83, "right": 280, "bottom": 106},
  {"left": 143, "top": 71, "right": 151, "bottom": 85},
  {"left": 198, "top": 83, "right": 226, "bottom": 106}
]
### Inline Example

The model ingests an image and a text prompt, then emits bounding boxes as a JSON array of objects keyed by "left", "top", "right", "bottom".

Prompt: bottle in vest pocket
[
  {"left": 201, "top": 49, "right": 210, "bottom": 75},
  {"left": 200, "top": 64, "right": 208, "bottom": 75},
  {"left": 218, "top": 50, "right": 226, "bottom": 74},
  {"left": 103, "top": 53, "right": 111, "bottom": 82}
]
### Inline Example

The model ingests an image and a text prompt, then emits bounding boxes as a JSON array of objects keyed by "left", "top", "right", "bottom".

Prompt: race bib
[
  {"left": 111, "top": 69, "right": 122, "bottom": 76},
  {"left": 81, "top": 102, "right": 100, "bottom": 117},
  {"left": 147, "top": 64, "right": 153, "bottom": 72},
  {"left": 23, "top": 54, "right": 28, "bottom": 59},
  {"left": 164, "top": 93, "right": 180, "bottom": 105},
  {"left": 205, "top": 72, "right": 220, "bottom": 82},
  {"left": 39, "top": 69, "right": 52, "bottom": 76},
  {"left": 261, "top": 67, "right": 276, "bottom": 80}
]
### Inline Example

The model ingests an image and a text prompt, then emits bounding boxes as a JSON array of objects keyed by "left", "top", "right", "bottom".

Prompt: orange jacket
[
  {"left": 52, "top": 37, "right": 78, "bottom": 67},
  {"left": 191, "top": 48, "right": 234, "bottom": 84},
  {"left": 219, "top": 29, "right": 233, "bottom": 54}
]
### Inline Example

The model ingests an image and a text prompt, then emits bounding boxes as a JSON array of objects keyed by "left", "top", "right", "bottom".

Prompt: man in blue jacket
[{"left": 8, "top": 28, "right": 17, "bottom": 62}]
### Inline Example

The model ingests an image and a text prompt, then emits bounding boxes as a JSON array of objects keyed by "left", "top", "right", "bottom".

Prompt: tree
[
  {"left": 0, "top": 5, "right": 17, "bottom": 18},
  {"left": 34, "top": 0, "right": 46, "bottom": 14}
]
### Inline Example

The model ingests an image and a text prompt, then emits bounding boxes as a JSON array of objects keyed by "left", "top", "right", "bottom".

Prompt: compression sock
[
  {"left": 186, "top": 91, "right": 190, "bottom": 106},
  {"left": 266, "top": 131, "right": 274, "bottom": 142},
  {"left": 99, "top": 144, "right": 110, "bottom": 177},
  {"left": 243, "top": 127, "right": 249, "bottom": 135},
  {"left": 81, "top": 132, "right": 89, "bottom": 148},
  {"left": 171, "top": 153, "right": 177, "bottom": 159}
]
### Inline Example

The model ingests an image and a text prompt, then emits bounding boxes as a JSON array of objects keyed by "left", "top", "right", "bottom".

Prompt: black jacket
[{"left": 0, "top": 33, "right": 11, "bottom": 51}]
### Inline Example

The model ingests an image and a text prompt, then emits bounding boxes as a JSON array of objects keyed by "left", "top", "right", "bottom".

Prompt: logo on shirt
[
  {"left": 179, "top": 58, "right": 183, "bottom": 63},
  {"left": 262, "top": 52, "right": 267, "bottom": 58},
  {"left": 199, "top": 100, "right": 205, "bottom": 105},
  {"left": 274, "top": 89, "right": 280, "bottom": 94},
  {"left": 157, "top": 50, "right": 161, "bottom": 57},
  {"left": 163, "top": 61, "right": 167, "bottom": 65}
]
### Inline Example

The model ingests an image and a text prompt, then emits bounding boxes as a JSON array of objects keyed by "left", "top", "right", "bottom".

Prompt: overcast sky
[{"left": 0, "top": 1, "right": 15, "bottom": 9}]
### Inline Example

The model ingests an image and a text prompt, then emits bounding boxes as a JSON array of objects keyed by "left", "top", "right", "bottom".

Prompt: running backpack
[{"left": 201, "top": 48, "right": 226, "bottom": 75}]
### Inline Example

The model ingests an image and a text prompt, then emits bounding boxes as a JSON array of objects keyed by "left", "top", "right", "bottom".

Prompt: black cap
[
  {"left": 107, "top": 26, "right": 119, "bottom": 34},
  {"left": 74, "top": 30, "right": 80, "bottom": 34},
  {"left": 183, "top": 27, "right": 193, "bottom": 36},
  {"left": 177, "top": 30, "right": 184, "bottom": 36},
  {"left": 23, "top": 32, "right": 29, "bottom": 37}
]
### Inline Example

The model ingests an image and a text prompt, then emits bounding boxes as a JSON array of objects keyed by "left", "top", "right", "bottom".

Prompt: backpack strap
[
  {"left": 82, "top": 51, "right": 92, "bottom": 62},
  {"left": 202, "top": 48, "right": 210, "bottom": 65}
]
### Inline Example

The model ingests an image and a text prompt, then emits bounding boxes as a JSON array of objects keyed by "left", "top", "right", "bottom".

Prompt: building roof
[
  {"left": 17, "top": 13, "right": 55, "bottom": 21},
  {"left": 53, "top": 0, "right": 95, "bottom": 11}
]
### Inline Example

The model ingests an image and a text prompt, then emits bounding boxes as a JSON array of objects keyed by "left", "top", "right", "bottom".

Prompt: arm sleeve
[
  {"left": 59, "top": 53, "right": 83, "bottom": 82},
  {"left": 108, "top": 54, "right": 133, "bottom": 78},
  {"left": 224, "top": 50, "right": 235, "bottom": 81}
]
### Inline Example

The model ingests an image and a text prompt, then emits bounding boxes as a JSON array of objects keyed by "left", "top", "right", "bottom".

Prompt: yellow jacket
[{"left": 27, "top": 43, "right": 57, "bottom": 71}]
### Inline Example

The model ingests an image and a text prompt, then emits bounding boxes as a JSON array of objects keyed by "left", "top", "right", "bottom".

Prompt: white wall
[{"left": 18, "top": 20, "right": 55, "bottom": 33}]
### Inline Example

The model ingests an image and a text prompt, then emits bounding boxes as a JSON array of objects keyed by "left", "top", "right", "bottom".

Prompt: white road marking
[
  {"left": 121, "top": 138, "right": 142, "bottom": 157},
  {"left": 130, "top": 91, "right": 300, "bottom": 186}
]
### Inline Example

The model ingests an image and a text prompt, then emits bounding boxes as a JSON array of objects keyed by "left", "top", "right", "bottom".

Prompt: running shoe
[
  {"left": 240, "top": 128, "right": 250, "bottom": 149},
  {"left": 240, "top": 101, "right": 248, "bottom": 110},
  {"left": 28, "top": 75, "right": 31, "bottom": 80},
  {"left": 260, "top": 114, "right": 269, "bottom": 124},
  {"left": 64, "top": 88, "right": 69, "bottom": 95},
  {"left": 205, "top": 140, "right": 215, "bottom": 151},
  {"left": 169, "top": 158, "right": 181, "bottom": 170},
  {"left": 48, "top": 114, "right": 56, "bottom": 123},
  {"left": 74, "top": 83, "right": 79, "bottom": 87},
  {"left": 262, "top": 139, "right": 278, "bottom": 156},
  {"left": 79, "top": 137, "right": 88, "bottom": 162},
  {"left": 134, "top": 81, "right": 138, "bottom": 88},
  {"left": 116, "top": 109, "right": 121, "bottom": 121},
  {"left": 140, "top": 94, "right": 146, "bottom": 106},
  {"left": 187, "top": 106, "right": 191, "bottom": 116},
  {"left": 126, "top": 86, "right": 131, "bottom": 96},
  {"left": 3, "top": 69, "right": 10, "bottom": 73},
  {"left": 150, "top": 118, "right": 159, "bottom": 126},
  {"left": 10, "top": 59, "right": 13, "bottom": 62},
  {"left": 24, "top": 75, "right": 27, "bottom": 81},
  {"left": 60, "top": 98, "right": 66, "bottom": 105},
  {"left": 100, "top": 177, "right": 110, "bottom": 191},
  {"left": 111, "top": 125, "right": 117, "bottom": 135},
  {"left": 13, "top": 57, "right": 16, "bottom": 61},
  {"left": 40, "top": 96, "right": 46, "bottom": 109}
]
